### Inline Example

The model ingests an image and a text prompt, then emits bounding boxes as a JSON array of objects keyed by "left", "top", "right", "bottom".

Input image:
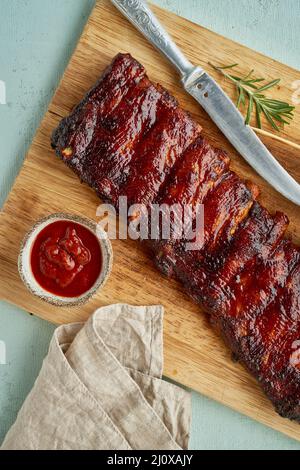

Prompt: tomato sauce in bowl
[
  {"left": 19, "top": 213, "right": 112, "bottom": 306},
  {"left": 31, "top": 220, "right": 102, "bottom": 298}
]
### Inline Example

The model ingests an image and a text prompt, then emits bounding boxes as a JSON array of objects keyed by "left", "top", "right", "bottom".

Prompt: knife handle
[{"left": 111, "top": 0, "right": 196, "bottom": 77}]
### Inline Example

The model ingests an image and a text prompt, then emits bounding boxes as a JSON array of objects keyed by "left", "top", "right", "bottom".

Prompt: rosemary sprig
[{"left": 209, "top": 62, "right": 295, "bottom": 131}]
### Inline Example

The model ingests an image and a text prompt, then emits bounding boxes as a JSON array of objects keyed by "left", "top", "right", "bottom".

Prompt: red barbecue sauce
[{"left": 31, "top": 221, "right": 102, "bottom": 297}]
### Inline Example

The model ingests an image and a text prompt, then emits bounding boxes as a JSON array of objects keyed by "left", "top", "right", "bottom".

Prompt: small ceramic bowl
[{"left": 18, "top": 213, "right": 113, "bottom": 307}]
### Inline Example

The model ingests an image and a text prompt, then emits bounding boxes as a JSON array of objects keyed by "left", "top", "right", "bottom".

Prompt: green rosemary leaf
[
  {"left": 256, "top": 78, "right": 280, "bottom": 92},
  {"left": 228, "top": 74, "right": 243, "bottom": 81},
  {"left": 255, "top": 101, "right": 262, "bottom": 129},
  {"left": 209, "top": 62, "right": 295, "bottom": 132},
  {"left": 244, "top": 78, "right": 265, "bottom": 84},
  {"left": 245, "top": 96, "right": 254, "bottom": 125},
  {"left": 217, "top": 63, "right": 239, "bottom": 70},
  {"left": 236, "top": 87, "right": 245, "bottom": 109},
  {"left": 262, "top": 107, "right": 280, "bottom": 131},
  {"left": 243, "top": 69, "right": 255, "bottom": 80}
]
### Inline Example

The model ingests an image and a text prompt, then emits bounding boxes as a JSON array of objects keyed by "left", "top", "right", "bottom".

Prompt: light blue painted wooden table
[{"left": 0, "top": 0, "right": 300, "bottom": 450}]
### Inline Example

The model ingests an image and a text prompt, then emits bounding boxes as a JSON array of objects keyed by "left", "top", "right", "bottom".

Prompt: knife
[{"left": 111, "top": 0, "right": 300, "bottom": 206}]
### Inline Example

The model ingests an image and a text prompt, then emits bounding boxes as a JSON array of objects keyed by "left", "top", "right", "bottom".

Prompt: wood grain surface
[{"left": 0, "top": 0, "right": 299, "bottom": 440}]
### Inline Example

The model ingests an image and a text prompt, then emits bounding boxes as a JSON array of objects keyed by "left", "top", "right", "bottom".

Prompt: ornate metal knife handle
[{"left": 111, "top": 0, "right": 199, "bottom": 77}]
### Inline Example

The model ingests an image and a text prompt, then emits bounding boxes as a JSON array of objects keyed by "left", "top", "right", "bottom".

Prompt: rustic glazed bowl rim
[{"left": 18, "top": 212, "right": 113, "bottom": 307}]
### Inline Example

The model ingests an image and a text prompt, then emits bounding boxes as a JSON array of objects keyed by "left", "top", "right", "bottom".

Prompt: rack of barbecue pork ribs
[{"left": 52, "top": 53, "right": 300, "bottom": 422}]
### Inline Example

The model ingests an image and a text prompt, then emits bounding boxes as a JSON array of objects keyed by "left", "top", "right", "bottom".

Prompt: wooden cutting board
[{"left": 1, "top": 0, "right": 300, "bottom": 441}]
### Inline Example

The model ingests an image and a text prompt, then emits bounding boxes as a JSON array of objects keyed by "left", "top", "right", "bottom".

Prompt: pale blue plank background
[{"left": 0, "top": 0, "right": 300, "bottom": 450}]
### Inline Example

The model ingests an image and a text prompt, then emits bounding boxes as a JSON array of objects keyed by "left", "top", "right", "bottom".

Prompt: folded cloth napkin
[{"left": 1, "top": 304, "right": 191, "bottom": 450}]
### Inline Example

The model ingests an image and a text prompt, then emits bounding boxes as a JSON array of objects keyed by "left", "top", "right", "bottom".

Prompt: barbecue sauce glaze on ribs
[{"left": 52, "top": 53, "right": 300, "bottom": 422}]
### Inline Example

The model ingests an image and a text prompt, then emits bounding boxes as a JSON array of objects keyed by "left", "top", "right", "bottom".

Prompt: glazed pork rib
[{"left": 52, "top": 53, "right": 300, "bottom": 421}]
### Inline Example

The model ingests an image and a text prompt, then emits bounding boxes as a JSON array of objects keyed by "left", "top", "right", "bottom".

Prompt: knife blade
[{"left": 111, "top": 0, "right": 300, "bottom": 206}]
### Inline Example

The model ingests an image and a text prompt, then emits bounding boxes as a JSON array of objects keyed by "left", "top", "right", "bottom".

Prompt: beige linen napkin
[{"left": 1, "top": 304, "right": 191, "bottom": 450}]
